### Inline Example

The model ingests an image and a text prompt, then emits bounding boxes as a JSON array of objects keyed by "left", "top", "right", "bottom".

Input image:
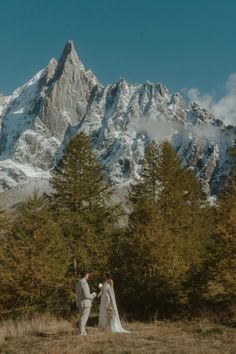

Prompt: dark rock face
[{"left": 0, "top": 41, "right": 234, "bottom": 196}]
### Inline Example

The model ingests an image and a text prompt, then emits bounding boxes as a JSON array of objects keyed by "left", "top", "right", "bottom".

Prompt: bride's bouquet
[{"left": 106, "top": 301, "right": 115, "bottom": 320}]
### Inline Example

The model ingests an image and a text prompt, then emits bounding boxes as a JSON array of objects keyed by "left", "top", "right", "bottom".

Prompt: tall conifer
[
  {"left": 208, "top": 168, "right": 236, "bottom": 306},
  {"left": 118, "top": 140, "right": 211, "bottom": 317},
  {"left": 0, "top": 195, "right": 70, "bottom": 317},
  {"left": 50, "top": 132, "right": 117, "bottom": 279}
]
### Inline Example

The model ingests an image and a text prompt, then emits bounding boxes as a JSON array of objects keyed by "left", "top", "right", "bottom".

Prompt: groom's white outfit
[{"left": 76, "top": 277, "right": 96, "bottom": 335}]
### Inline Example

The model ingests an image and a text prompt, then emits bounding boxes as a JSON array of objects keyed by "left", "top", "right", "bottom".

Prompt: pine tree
[
  {"left": 202, "top": 143, "right": 236, "bottom": 315},
  {"left": 50, "top": 132, "right": 118, "bottom": 281},
  {"left": 0, "top": 207, "right": 12, "bottom": 291},
  {"left": 208, "top": 175, "right": 236, "bottom": 306},
  {"left": 0, "top": 195, "right": 71, "bottom": 317},
  {"left": 117, "top": 140, "right": 211, "bottom": 317},
  {"left": 0, "top": 208, "right": 11, "bottom": 237},
  {"left": 132, "top": 141, "right": 209, "bottom": 265},
  {"left": 116, "top": 200, "right": 188, "bottom": 317}
]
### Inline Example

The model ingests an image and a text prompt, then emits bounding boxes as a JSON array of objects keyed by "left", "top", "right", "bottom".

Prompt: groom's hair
[{"left": 80, "top": 270, "right": 88, "bottom": 278}]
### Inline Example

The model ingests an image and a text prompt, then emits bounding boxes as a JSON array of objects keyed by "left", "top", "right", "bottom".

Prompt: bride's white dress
[{"left": 98, "top": 281, "right": 129, "bottom": 333}]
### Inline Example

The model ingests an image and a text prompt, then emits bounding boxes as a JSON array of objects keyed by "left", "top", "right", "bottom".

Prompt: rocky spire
[
  {"left": 54, "top": 40, "right": 80, "bottom": 79},
  {"left": 38, "top": 58, "right": 58, "bottom": 88},
  {"left": 38, "top": 40, "right": 99, "bottom": 140}
]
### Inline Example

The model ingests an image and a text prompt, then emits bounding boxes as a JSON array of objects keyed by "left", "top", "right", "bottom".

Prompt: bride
[{"left": 98, "top": 272, "right": 129, "bottom": 333}]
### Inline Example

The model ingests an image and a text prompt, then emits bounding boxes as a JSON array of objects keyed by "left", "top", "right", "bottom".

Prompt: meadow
[{"left": 0, "top": 315, "right": 235, "bottom": 354}]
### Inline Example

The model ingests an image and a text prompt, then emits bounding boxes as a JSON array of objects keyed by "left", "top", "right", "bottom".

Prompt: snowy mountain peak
[
  {"left": 36, "top": 41, "right": 99, "bottom": 140},
  {"left": 46, "top": 58, "right": 58, "bottom": 74},
  {"left": 189, "top": 102, "right": 224, "bottom": 127},
  {"left": 143, "top": 81, "right": 168, "bottom": 98},
  {"left": 0, "top": 40, "right": 234, "bottom": 204},
  {"left": 55, "top": 40, "right": 81, "bottom": 76},
  {"left": 38, "top": 58, "right": 58, "bottom": 88}
]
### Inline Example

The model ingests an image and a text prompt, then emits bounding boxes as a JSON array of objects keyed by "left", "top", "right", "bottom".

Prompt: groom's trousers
[{"left": 79, "top": 307, "right": 91, "bottom": 334}]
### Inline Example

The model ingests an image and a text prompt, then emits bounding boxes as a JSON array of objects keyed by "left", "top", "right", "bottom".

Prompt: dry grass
[{"left": 0, "top": 315, "right": 235, "bottom": 354}]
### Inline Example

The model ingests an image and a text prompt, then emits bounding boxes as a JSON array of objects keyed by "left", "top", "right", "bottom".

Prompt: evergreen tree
[
  {"left": 207, "top": 174, "right": 236, "bottom": 307},
  {"left": 50, "top": 132, "right": 118, "bottom": 281},
  {"left": 116, "top": 200, "right": 188, "bottom": 318},
  {"left": 0, "top": 208, "right": 11, "bottom": 237},
  {"left": 0, "top": 195, "right": 70, "bottom": 317},
  {"left": 117, "top": 140, "right": 211, "bottom": 317},
  {"left": 0, "top": 207, "right": 12, "bottom": 284},
  {"left": 132, "top": 141, "right": 209, "bottom": 264},
  {"left": 202, "top": 143, "right": 236, "bottom": 317}
]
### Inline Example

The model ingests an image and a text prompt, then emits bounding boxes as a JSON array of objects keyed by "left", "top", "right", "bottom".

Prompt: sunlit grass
[{"left": 0, "top": 315, "right": 235, "bottom": 354}]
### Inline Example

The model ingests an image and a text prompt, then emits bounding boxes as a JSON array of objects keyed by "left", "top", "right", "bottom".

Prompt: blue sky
[{"left": 0, "top": 0, "right": 236, "bottom": 101}]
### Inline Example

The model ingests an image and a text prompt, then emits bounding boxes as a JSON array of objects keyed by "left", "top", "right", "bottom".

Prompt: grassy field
[{"left": 0, "top": 315, "right": 235, "bottom": 354}]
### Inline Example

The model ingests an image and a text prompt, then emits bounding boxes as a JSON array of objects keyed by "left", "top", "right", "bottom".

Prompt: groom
[{"left": 76, "top": 270, "right": 96, "bottom": 335}]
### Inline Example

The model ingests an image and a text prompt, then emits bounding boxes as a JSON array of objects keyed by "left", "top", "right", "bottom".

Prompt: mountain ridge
[{"left": 0, "top": 40, "right": 234, "bottom": 205}]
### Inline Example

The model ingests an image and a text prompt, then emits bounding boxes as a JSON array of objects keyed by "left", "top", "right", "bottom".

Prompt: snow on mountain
[{"left": 0, "top": 40, "right": 234, "bottom": 203}]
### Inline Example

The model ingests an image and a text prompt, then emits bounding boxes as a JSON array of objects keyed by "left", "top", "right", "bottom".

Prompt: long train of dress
[{"left": 98, "top": 281, "right": 129, "bottom": 333}]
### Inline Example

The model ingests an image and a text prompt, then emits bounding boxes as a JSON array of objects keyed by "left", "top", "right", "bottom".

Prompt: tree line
[{"left": 0, "top": 132, "right": 235, "bottom": 321}]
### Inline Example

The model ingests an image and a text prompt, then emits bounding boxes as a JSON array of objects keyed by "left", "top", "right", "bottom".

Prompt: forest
[{"left": 0, "top": 132, "right": 235, "bottom": 325}]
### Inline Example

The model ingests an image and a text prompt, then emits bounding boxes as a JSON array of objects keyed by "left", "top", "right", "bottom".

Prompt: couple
[{"left": 76, "top": 270, "right": 129, "bottom": 335}]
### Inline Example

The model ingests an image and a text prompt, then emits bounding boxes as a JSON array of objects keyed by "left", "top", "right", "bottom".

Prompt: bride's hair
[{"left": 104, "top": 271, "right": 113, "bottom": 282}]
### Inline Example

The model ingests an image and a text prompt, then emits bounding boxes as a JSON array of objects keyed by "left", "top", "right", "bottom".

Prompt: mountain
[{"left": 0, "top": 41, "right": 234, "bottom": 206}]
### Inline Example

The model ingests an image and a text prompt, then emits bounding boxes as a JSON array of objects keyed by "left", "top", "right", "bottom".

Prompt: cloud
[
  {"left": 187, "top": 88, "right": 214, "bottom": 109},
  {"left": 136, "top": 114, "right": 222, "bottom": 144},
  {"left": 186, "top": 73, "right": 236, "bottom": 126},
  {"left": 136, "top": 117, "right": 181, "bottom": 142},
  {"left": 184, "top": 125, "right": 222, "bottom": 142}
]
